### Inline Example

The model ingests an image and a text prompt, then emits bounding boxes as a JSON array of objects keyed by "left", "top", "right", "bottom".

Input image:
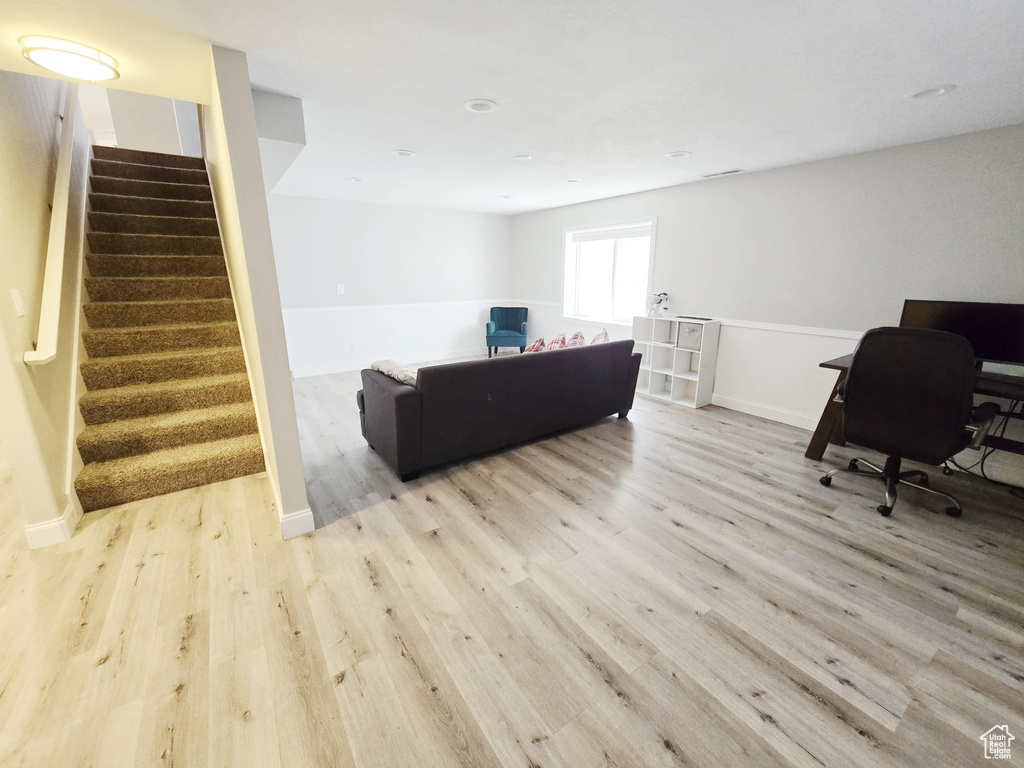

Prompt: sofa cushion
[
  {"left": 524, "top": 337, "right": 546, "bottom": 353},
  {"left": 567, "top": 331, "right": 587, "bottom": 347},
  {"left": 591, "top": 328, "right": 610, "bottom": 344},
  {"left": 548, "top": 333, "right": 566, "bottom": 350}
]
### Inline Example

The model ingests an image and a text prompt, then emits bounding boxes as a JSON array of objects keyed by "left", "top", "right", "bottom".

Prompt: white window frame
[{"left": 562, "top": 217, "right": 657, "bottom": 326}]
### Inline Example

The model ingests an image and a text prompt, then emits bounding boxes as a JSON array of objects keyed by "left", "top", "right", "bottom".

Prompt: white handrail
[{"left": 25, "top": 82, "right": 80, "bottom": 366}]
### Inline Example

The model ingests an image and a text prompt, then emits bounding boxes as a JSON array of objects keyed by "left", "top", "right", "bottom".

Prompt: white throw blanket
[{"left": 370, "top": 359, "right": 419, "bottom": 386}]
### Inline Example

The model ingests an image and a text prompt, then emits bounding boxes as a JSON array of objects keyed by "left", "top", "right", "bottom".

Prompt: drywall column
[
  {"left": 204, "top": 45, "right": 313, "bottom": 537},
  {"left": 0, "top": 72, "right": 89, "bottom": 546},
  {"left": 252, "top": 89, "right": 306, "bottom": 192}
]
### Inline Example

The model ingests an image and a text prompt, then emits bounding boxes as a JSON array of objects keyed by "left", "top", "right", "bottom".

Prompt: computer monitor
[{"left": 899, "top": 300, "right": 1024, "bottom": 366}]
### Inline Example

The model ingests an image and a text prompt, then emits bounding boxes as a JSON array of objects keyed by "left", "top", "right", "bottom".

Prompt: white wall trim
[
  {"left": 281, "top": 507, "right": 315, "bottom": 539},
  {"left": 717, "top": 318, "right": 863, "bottom": 340},
  {"left": 710, "top": 394, "right": 819, "bottom": 432},
  {"left": 23, "top": 502, "right": 82, "bottom": 549}
]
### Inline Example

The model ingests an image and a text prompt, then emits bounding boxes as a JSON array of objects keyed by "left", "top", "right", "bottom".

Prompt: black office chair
[{"left": 819, "top": 327, "right": 999, "bottom": 517}]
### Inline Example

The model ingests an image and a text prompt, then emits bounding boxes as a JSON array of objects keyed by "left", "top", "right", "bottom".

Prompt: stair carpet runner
[{"left": 74, "top": 145, "right": 265, "bottom": 512}]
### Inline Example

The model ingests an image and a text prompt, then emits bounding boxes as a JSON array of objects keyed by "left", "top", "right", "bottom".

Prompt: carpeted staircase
[{"left": 74, "top": 146, "right": 265, "bottom": 512}]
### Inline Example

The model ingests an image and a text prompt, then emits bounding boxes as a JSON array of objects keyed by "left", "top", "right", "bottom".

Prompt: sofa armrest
[
  {"left": 356, "top": 388, "right": 366, "bottom": 437},
  {"left": 360, "top": 370, "right": 423, "bottom": 477},
  {"left": 520, "top": 321, "right": 528, "bottom": 334},
  {"left": 618, "top": 352, "right": 642, "bottom": 415},
  {"left": 486, "top": 321, "right": 496, "bottom": 334}
]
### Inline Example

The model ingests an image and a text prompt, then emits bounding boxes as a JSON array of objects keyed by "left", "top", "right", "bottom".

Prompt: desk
[{"left": 805, "top": 354, "right": 1024, "bottom": 460}]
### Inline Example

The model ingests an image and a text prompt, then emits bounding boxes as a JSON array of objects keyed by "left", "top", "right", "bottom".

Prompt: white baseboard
[
  {"left": 23, "top": 501, "right": 82, "bottom": 549},
  {"left": 711, "top": 393, "right": 818, "bottom": 432},
  {"left": 281, "top": 507, "right": 315, "bottom": 539}
]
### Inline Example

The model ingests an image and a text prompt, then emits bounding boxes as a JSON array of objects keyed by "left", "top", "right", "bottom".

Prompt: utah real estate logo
[{"left": 980, "top": 725, "right": 1014, "bottom": 760}]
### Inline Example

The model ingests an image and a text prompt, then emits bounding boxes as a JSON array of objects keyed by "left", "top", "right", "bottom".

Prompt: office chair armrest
[
  {"left": 486, "top": 321, "right": 496, "bottom": 334},
  {"left": 965, "top": 401, "right": 1001, "bottom": 450}
]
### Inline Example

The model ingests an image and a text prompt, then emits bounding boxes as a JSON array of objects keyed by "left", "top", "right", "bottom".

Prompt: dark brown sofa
[{"left": 356, "top": 340, "right": 641, "bottom": 480}]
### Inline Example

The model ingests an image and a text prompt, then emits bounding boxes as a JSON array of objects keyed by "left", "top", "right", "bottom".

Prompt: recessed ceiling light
[
  {"left": 20, "top": 36, "right": 119, "bottom": 81},
  {"left": 464, "top": 99, "right": 499, "bottom": 113},
  {"left": 348, "top": 177, "right": 363, "bottom": 182},
  {"left": 908, "top": 84, "right": 957, "bottom": 99},
  {"left": 497, "top": 195, "right": 511, "bottom": 199},
  {"left": 567, "top": 178, "right": 581, "bottom": 183},
  {"left": 392, "top": 149, "right": 416, "bottom": 157},
  {"left": 666, "top": 150, "right": 692, "bottom": 159},
  {"left": 514, "top": 155, "right": 532, "bottom": 162}
]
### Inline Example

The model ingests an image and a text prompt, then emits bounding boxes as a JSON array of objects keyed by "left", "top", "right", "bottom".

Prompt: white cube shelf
[{"left": 632, "top": 315, "right": 720, "bottom": 408}]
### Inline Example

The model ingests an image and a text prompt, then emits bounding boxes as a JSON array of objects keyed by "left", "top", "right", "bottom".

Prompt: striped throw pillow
[{"left": 524, "top": 337, "right": 546, "bottom": 353}]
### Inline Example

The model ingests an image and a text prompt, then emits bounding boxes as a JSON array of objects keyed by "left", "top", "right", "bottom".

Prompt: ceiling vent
[{"left": 702, "top": 168, "right": 745, "bottom": 178}]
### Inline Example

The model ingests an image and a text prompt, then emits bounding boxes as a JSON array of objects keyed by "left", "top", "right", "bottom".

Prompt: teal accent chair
[{"left": 486, "top": 306, "right": 528, "bottom": 357}]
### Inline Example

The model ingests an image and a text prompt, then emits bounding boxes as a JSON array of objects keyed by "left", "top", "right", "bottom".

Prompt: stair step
[
  {"left": 88, "top": 212, "right": 220, "bottom": 237},
  {"left": 83, "top": 321, "right": 240, "bottom": 358},
  {"left": 86, "top": 276, "right": 232, "bottom": 302},
  {"left": 74, "top": 433, "right": 265, "bottom": 512},
  {"left": 89, "top": 193, "right": 215, "bottom": 218},
  {"left": 80, "top": 372, "right": 254, "bottom": 424},
  {"left": 87, "top": 232, "right": 223, "bottom": 256},
  {"left": 91, "top": 158, "right": 208, "bottom": 185},
  {"left": 92, "top": 145, "right": 206, "bottom": 170},
  {"left": 81, "top": 346, "right": 247, "bottom": 390},
  {"left": 91, "top": 176, "right": 212, "bottom": 201},
  {"left": 87, "top": 254, "right": 227, "bottom": 278},
  {"left": 84, "top": 298, "right": 236, "bottom": 329},
  {"left": 77, "top": 401, "right": 259, "bottom": 463}
]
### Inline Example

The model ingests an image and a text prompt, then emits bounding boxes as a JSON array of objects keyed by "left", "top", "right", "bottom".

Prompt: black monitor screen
[{"left": 899, "top": 300, "right": 1024, "bottom": 366}]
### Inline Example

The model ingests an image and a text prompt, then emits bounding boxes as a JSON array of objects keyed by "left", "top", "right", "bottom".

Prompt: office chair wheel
[
  {"left": 945, "top": 506, "right": 963, "bottom": 518},
  {"left": 848, "top": 460, "right": 859, "bottom": 471},
  {"left": 819, "top": 476, "right": 832, "bottom": 487},
  {"left": 876, "top": 505, "right": 893, "bottom": 517}
]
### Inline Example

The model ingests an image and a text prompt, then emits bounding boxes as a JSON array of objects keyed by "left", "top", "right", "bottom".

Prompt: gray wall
[
  {"left": 513, "top": 123, "right": 1024, "bottom": 332},
  {"left": 268, "top": 195, "right": 513, "bottom": 309},
  {"left": 106, "top": 89, "right": 182, "bottom": 154}
]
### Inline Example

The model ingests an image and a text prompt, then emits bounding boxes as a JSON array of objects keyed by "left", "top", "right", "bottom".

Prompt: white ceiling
[{"left": 4, "top": 1, "right": 1024, "bottom": 213}]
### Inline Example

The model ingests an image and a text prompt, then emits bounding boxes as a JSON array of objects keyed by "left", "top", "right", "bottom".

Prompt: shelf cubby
[{"left": 631, "top": 315, "right": 720, "bottom": 409}]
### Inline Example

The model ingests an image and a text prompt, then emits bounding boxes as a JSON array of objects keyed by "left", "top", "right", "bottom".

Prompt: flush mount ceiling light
[
  {"left": 908, "top": 84, "right": 957, "bottom": 99},
  {"left": 20, "top": 36, "right": 119, "bottom": 81},
  {"left": 497, "top": 195, "right": 511, "bottom": 199},
  {"left": 666, "top": 150, "right": 692, "bottom": 159},
  {"left": 514, "top": 154, "right": 532, "bottom": 162},
  {"left": 348, "top": 177, "right": 363, "bottom": 182},
  {"left": 392, "top": 149, "right": 416, "bottom": 157},
  {"left": 567, "top": 178, "right": 581, "bottom": 183},
  {"left": 464, "top": 98, "right": 498, "bottom": 113}
]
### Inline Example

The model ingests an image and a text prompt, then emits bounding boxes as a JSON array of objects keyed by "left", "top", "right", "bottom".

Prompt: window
[{"left": 563, "top": 220, "right": 654, "bottom": 325}]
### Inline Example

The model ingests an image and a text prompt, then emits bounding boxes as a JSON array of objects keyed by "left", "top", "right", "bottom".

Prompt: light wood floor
[{"left": 2, "top": 369, "right": 1023, "bottom": 767}]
